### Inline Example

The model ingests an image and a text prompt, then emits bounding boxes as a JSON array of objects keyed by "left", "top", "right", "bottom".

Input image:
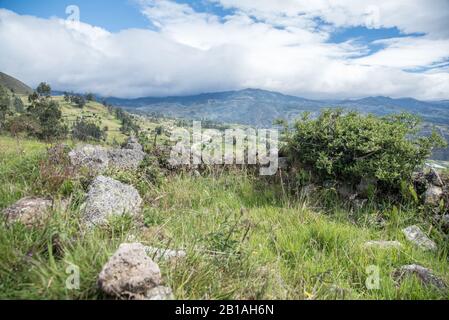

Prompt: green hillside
[{"left": 0, "top": 72, "right": 33, "bottom": 95}]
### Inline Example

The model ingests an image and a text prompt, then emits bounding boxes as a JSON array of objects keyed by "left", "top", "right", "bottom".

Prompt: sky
[{"left": 0, "top": 0, "right": 448, "bottom": 100}]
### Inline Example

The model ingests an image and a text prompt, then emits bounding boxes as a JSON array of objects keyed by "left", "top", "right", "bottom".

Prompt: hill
[
  {"left": 106, "top": 89, "right": 449, "bottom": 127},
  {"left": 0, "top": 72, "right": 33, "bottom": 95}
]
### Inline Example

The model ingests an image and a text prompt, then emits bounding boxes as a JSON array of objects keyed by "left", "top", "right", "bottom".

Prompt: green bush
[
  {"left": 284, "top": 109, "right": 447, "bottom": 189},
  {"left": 71, "top": 117, "right": 106, "bottom": 141}
]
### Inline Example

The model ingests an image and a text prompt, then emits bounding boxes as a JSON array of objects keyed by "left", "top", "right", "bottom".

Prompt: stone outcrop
[
  {"left": 402, "top": 225, "right": 437, "bottom": 251},
  {"left": 82, "top": 176, "right": 142, "bottom": 226},
  {"left": 392, "top": 264, "right": 447, "bottom": 290}
]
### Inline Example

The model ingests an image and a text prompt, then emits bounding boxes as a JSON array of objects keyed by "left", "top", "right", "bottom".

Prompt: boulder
[
  {"left": 392, "top": 264, "right": 447, "bottom": 290},
  {"left": 402, "top": 225, "right": 437, "bottom": 251},
  {"left": 426, "top": 168, "right": 444, "bottom": 187},
  {"left": 2, "top": 197, "right": 67, "bottom": 228},
  {"left": 108, "top": 137, "right": 146, "bottom": 170},
  {"left": 424, "top": 185, "right": 443, "bottom": 206},
  {"left": 68, "top": 144, "right": 109, "bottom": 173},
  {"left": 364, "top": 240, "right": 402, "bottom": 249},
  {"left": 98, "top": 243, "right": 163, "bottom": 299},
  {"left": 82, "top": 176, "right": 142, "bottom": 226}
]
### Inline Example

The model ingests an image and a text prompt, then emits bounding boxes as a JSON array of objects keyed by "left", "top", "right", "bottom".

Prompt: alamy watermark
[{"left": 168, "top": 121, "right": 279, "bottom": 175}]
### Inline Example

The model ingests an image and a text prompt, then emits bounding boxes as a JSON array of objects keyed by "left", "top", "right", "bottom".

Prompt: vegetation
[
  {"left": 282, "top": 110, "right": 447, "bottom": 191},
  {"left": 71, "top": 117, "right": 106, "bottom": 142}
]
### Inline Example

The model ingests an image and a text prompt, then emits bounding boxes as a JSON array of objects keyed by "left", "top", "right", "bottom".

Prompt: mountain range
[{"left": 105, "top": 88, "right": 449, "bottom": 128}]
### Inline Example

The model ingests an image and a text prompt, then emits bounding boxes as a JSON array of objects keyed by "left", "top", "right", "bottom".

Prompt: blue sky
[{"left": 0, "top": 0, "right": 448, "bottom": 99}]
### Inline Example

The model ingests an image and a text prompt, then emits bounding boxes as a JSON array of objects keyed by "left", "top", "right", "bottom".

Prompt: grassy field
[{"left": 0, "top": 134, "right": 448, "bottom": 300}]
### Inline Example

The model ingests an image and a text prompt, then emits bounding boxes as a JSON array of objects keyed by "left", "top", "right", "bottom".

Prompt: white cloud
[{"left": 0, "top": 0, "right": 448, "bottom": 100}]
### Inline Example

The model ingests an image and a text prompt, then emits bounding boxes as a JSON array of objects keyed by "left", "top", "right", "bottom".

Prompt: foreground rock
[
  {"left": 392, "top": 264, "right": 447, "bottom": 290},
  {"left": 2, "top": 197, "right": 67, "bottom": 227},
  {"left": 98, "top": 243, "right": 173, "bottom": 300},
  {"left": 68, "top": 144, "right": 110, "bottom": 174},
  {"left": 108, "top": 137, "right": 146, "bottom": 170},
  {"left": 364, "top": 240, "right": 402, "bottom": 249},
  {"left": 145, "top": 246, "right": 186, "bottom": 261},
  {"left": 402, "top": 225, "right": 437, "bottom": 251},
  {"left": 82, "top": 176, "right": 142, "bottom": 226}
]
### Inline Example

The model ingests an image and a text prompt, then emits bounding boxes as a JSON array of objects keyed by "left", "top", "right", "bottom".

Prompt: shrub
[
  {"left": 71, "top": 117, "right": 106, "bottom": 141},
  {"left": 283, "top": 109, "right": 447, "bottom": 189}
]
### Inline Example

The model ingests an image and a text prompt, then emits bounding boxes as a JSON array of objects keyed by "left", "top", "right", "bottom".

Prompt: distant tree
[
  {"left": 27, "top": 87, "right": 66, "bottom": 140},
  {"left": 153, "top": 125, "right": 163, "bottom": 147},
  {"left": 72, "top": 117, "right": 105, "bottom": 141},
  {"left": 70, "top": 94, "right": 86, "bottom": 108},
  {"left": 0, "top": 85, "right": 11, "bottom": 130},
  {"left": 36, "top": 82, "right": 51, "bottom": 97},
  {"left": 7, "top": 114, "right": 41, "bottom": 138},
  {"left": 63, "top": 91, "right": 71, "bottom": 102},
  {"left": 13, "top": 96, "right": 25, "bottom": 113},
  {"left": 85, "top": 93, "right": 95, "bottom": 102}
]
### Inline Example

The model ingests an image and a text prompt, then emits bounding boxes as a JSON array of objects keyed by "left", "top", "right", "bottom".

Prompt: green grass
[{"left": 0, "top": 135, "right": 448, "bottom": 300}]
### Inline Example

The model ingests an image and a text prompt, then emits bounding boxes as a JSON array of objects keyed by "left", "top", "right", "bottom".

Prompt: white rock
[
  {"left": 402, "top": 225, "right": 437, "bottom": 251},
  {"left": 424, "top": 185, "right": 443, "bottom": 206},
  {"left": 364, "top": 240, "right": 402, "bottom": 249}
]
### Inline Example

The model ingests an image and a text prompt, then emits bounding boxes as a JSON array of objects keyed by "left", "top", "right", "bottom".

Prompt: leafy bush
[
  {"left": 283, "top": 109, "right": 447, "bottom": 189},
  {"left": 71, "top": 117, "right": 106, "bottom": 141}
]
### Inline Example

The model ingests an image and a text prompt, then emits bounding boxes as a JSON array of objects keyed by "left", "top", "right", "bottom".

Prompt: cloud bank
[{"left": 0, "top": 0, "right": 448, "bottom": 99}]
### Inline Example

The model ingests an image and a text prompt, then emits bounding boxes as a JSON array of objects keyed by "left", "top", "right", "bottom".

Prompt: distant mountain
[
  {"left": 0, "top": 72, "right": 33, "bottom": 95},
  {"left": 105, "top": 88, "right": 449, "bottom": 127}
]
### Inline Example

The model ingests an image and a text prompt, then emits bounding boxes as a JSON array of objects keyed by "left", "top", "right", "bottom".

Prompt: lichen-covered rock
[
  {"left": 145, "top": 286, "right": 174, "bottom": 300},
  {"left": 2, "top": 197, "right": 67, "bottom": 227},
  {"left": 68, "top": 144, "right": 109, "bottom": 173},
  {"left": 82, "top": 176, "right": 142, "bottom": 226},
  {"left": 364, "top": 240, "right": 402, "bottom": 249},
  {"left": 424, "top": 185, "right": 443, "bottom": 206},
  {"left": 392, "top": 264, "right": 447, "bottom": 290},
  {"left": 98, "top": 243, "right": 162, "bottom": 299},
  {"left": 108, "top": 148, "right": 145, "bottom": 170},
  {"left": 402, "top": 225, "right": 437, "bottom": 251}
]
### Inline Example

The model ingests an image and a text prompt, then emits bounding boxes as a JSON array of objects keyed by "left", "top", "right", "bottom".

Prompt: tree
[
  {"left": 85, "top": 93, "right": 95, "bottom": 102},
  {"left": 27, "top": 87, "right": 66, "bottom": 140},
  {"left": 7, "top": 114, "right": 41, "bottom": 138},
  {"left": 0, "top": 85, "right": 11, "bottom": 130},
  {"left": 153, "top": 125, "right": 163, "bottom": 147},
  {"left": 13, "top": 96, "right": 25, "bottom": 113},
  {"left": 72, "top": 117, "right": 105, "bottom": 141},
  {"left": 36, "top": 82, "right": 51, "bottom": 97},
  {"left": 71, "top": 95, "right": 86, "bottom": 108}
]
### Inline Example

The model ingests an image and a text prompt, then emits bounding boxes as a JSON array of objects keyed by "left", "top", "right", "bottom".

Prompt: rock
[
  {"left": 108, "top": 137, "right": 146, "bottom": 170},
  {"left": 392, "top": 264, "right": 447, "bottom": 290},
  {"left": 402, "top": 225, "right": 437, "bottom": 251},
  {"left": 82, "top": 176, "right": 142, "bottom": 226},
  {"left": 424, "top": 185, "right": 443, "bottom": 206},
  {"left": 2, "top": 197, "right": 67, "bottom": 227},
  {"left": 364, "top": 240, "right": 402, "bottom": 249},
  {"left": 145, "top": 286, "right": 174, "bottom": 300},
  {"left": 426, "top": 168, "right": 444, "bottom": 187},
  {"left": 98, "top": 243, "right": 162, "bottom": 299},
  {"left": 145, "top": 246, "right": 186, "bottom": 261},
  {"left": 68, "top": 144, "right": 109, "bottom": 173}
]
